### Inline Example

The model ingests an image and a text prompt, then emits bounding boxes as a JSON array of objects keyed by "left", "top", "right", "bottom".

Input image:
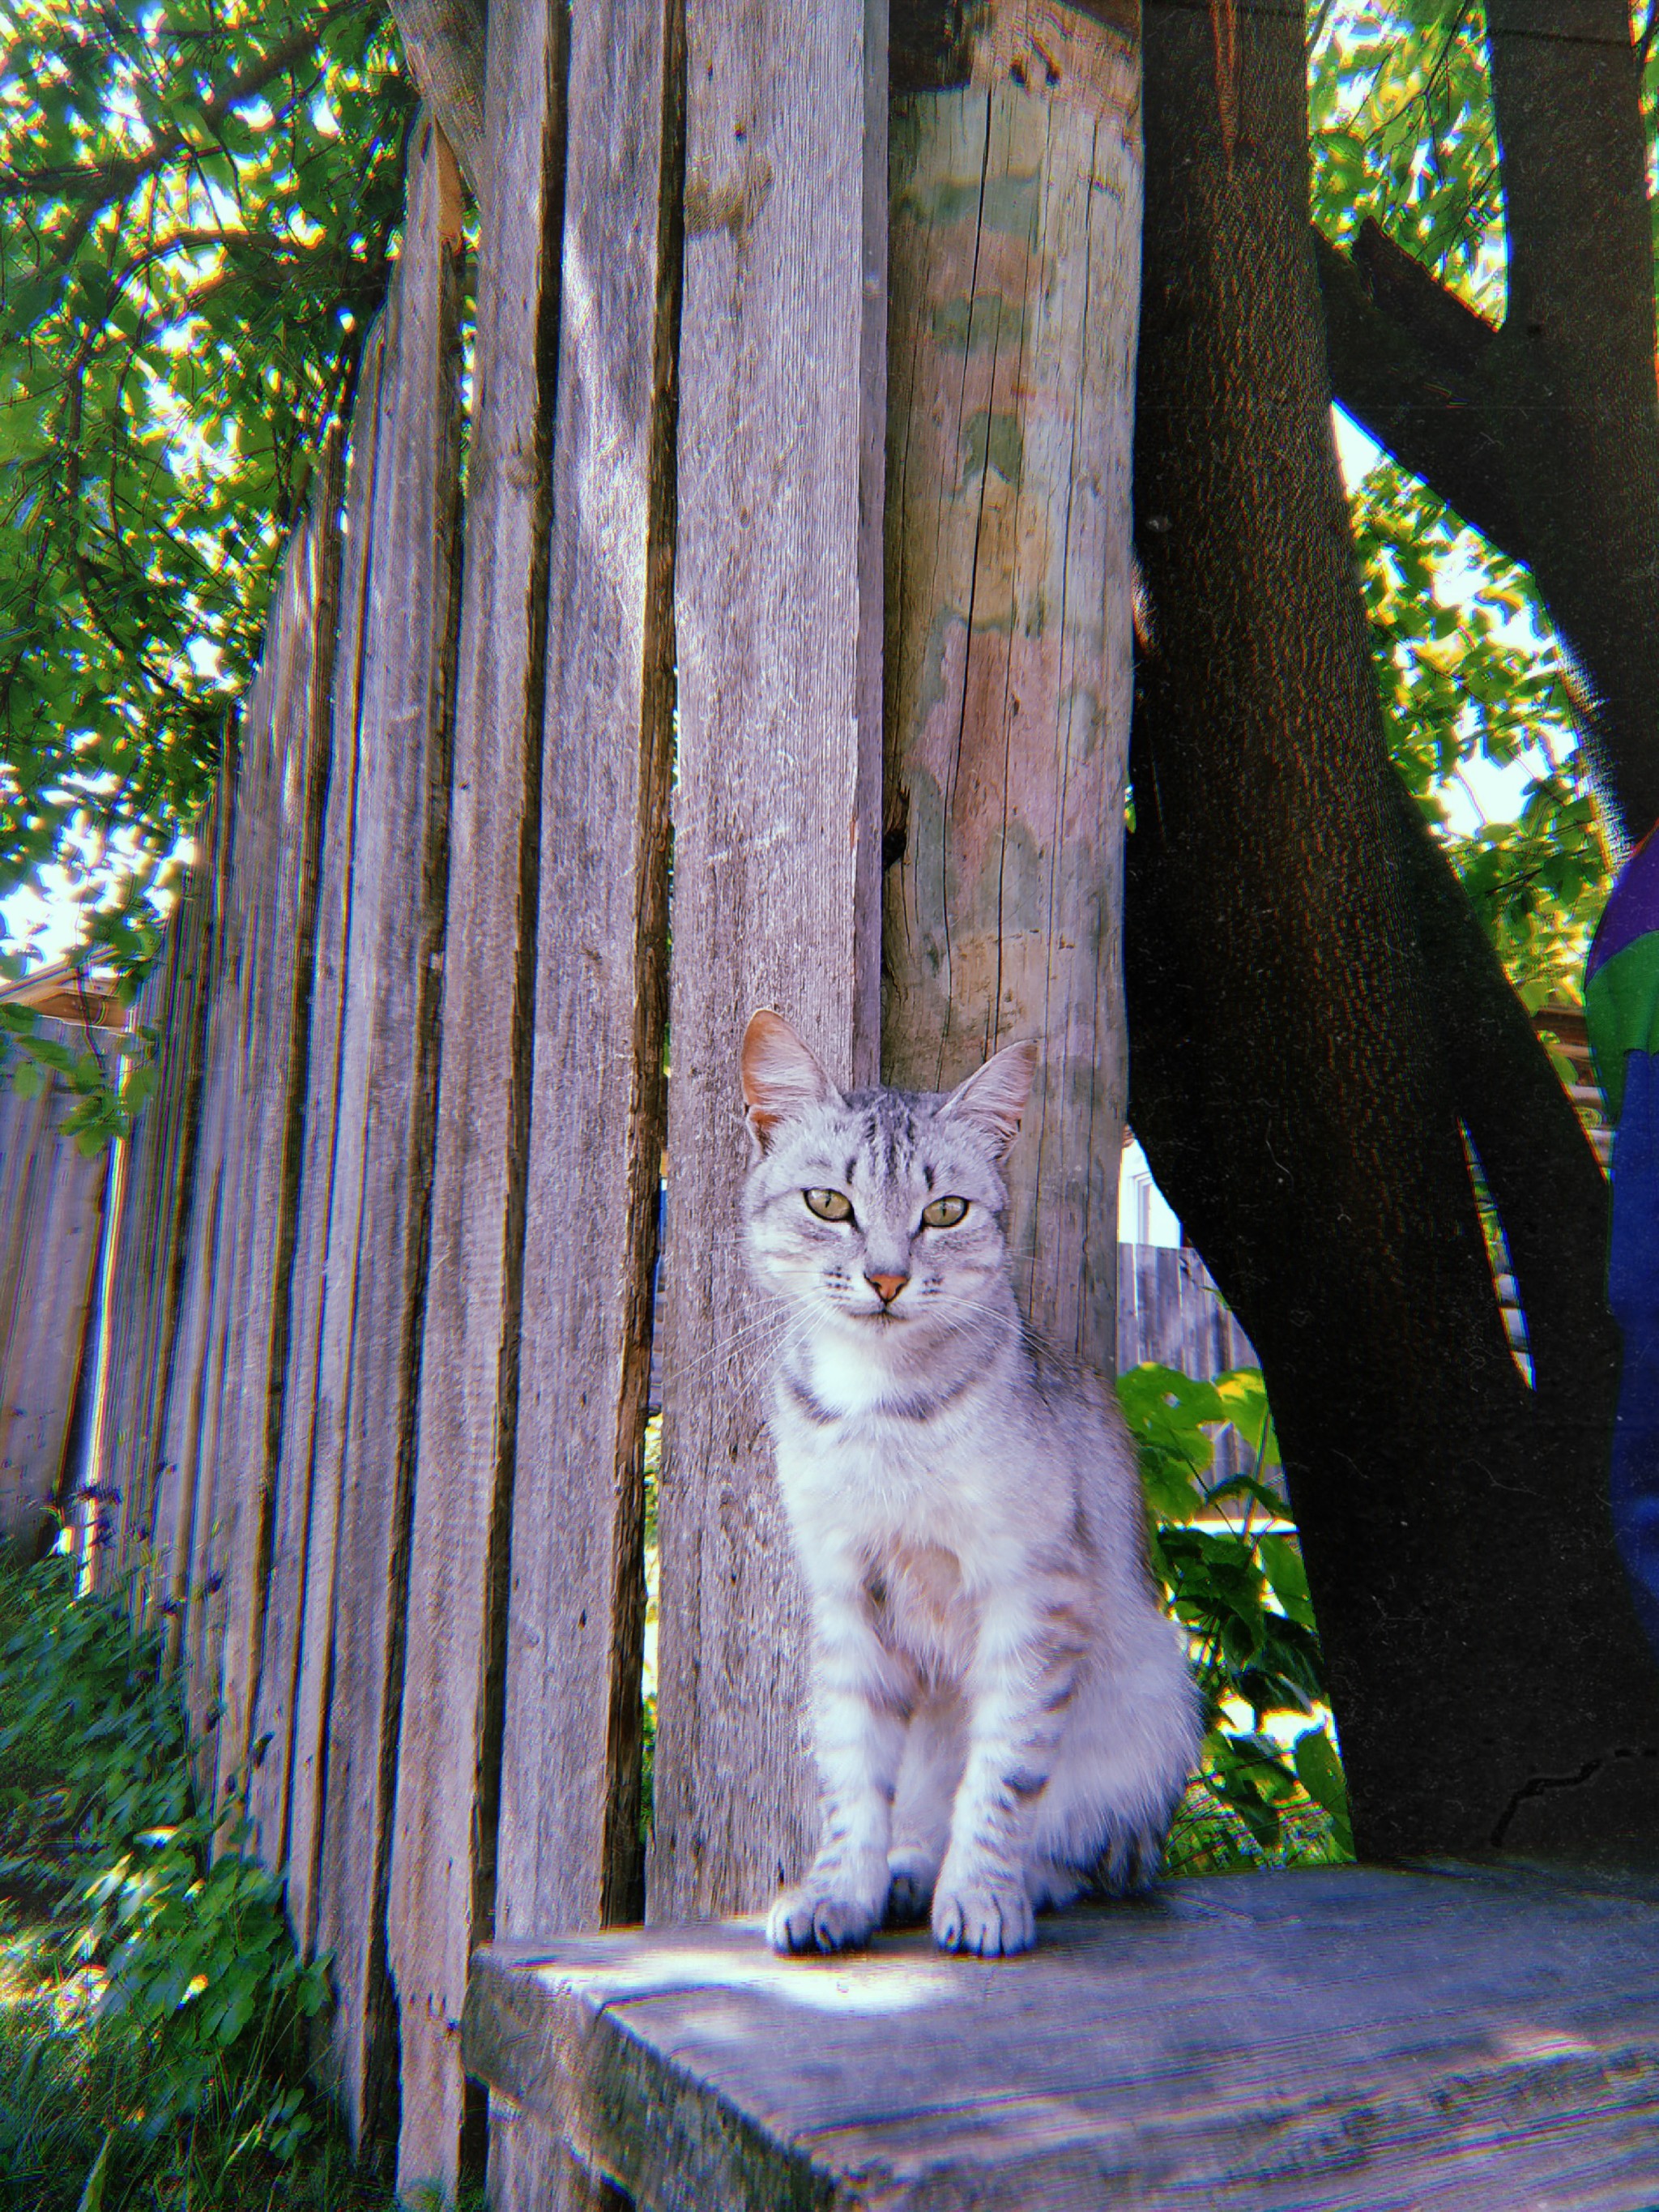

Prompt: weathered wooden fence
[
  {"left": 67, "top": 2, "right": 1159, "bottom": 2201},
  {"left": 0, "top": 1036, "right": 109, "bottom": 1552}
]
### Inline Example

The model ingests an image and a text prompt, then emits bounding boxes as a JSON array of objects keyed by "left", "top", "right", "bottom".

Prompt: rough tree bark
[
  {"left": 1316, "top": 0, "right": 1659, "bottom": 844},
  {"left": 1128, "top": 0, "right": 1659, "bottom": 1864}
]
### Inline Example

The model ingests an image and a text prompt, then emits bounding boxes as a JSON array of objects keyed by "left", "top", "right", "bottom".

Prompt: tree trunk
[
  {"left": 1128, "top": 0, "right": 1659, "bottom": 1864},
  {"left": 883, "top": 0, "right": 1141, "bottom": 1375}
]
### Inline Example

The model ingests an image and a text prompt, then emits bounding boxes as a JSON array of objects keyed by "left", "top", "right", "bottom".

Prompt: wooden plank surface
[
  {"left": 209, "top": 421, "right": 344, "bottom": 1821},
  {"left": 386, "top": 16, "right": 571, "bottom": 2194},
  {"left": 151, "top": 766, "right": 237, "bottom": 1669},
  {"left": 301, "top": 120, "right": 464, "bottom": 2151},
  {"left": 0, "top": 1040, "right": 109, "bottom": 1552},
  {"left": 493, "top": 0, "right": 680, "bottom": 1971},
  {"left": 102, "top": 870, "right": 215, "bottom": 1595},
  {"left": 649, "top": 0, "right": 887, "bottom": 1927},
  {"left": 245, "top": 318, "right": 387, "bottom": 1915},
  {"left": 882, "top": 0, "right": 1141, "bottom": 1375},
  {"left": 270, "top": 322, "right": 394, "bottom": 1937},
  {"left": 464, "top": 1864, "right": 1659, "bottom": 2210}
]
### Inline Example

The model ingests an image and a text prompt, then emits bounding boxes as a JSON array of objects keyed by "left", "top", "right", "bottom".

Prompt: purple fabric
[
  {"left": 1608, "top": 1050, "right": 1659, "bottom": 1659},
  {"left": 1589, "top": 825, "right": 1659, "bottom": 980}
]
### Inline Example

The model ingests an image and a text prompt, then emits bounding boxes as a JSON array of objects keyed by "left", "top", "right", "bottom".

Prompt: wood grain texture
[
  {"left": 246, "top": 319, "right": 387, "bottom": 1924},
  {"left": 0, "top": 1038, "right": 109, "bottom": 1552},
  {"left": 302, "top": 121, "right": 464, "bottom": 2152},
  {"left": 151, "top": 767, "right": 238, "bottom": 1675},
  {"left": 464, "top": 1863, "right": 1659, "bottom": 2210},
  {"left": 101, "top": 875, "right": 215, "bottom": 1595},
  {"left": 172, "top": 474, "right": 337, "bottom": 1766},
  {"left": 493, "top": 0, "right": 680, "bottom": 1953},
  {"left": 209, "top": 420, "right": 344, "bottom": 1823},
  {"left": 883, "top": 0, "right": 1141, "bottom": 1374},
  {"left": 649, "top": 0, "right": 887, "bottom": 1927},
  {"left": 387, "top": 15, "right": 569, "bottom": 2195}
]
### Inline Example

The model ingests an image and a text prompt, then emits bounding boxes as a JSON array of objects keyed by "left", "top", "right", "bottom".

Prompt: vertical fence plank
[
  {"left": 0, "top": 1046, "right": 109, "bottom": 1552},
  {"left": 882, "top": 0, "right": 1141, "bottom": 1375},
  {"left": 271, "top": 331, "right": 391, "bottom": 1947},
  {"left": 164, "top": 467, "right": 339, "bottom": 1763},
  {"left": 246, "top": 320, "right": 388, "bottom": 1908},
  {"left": 297, "top": 122, "right": 464, "bottom": 2151},
  {"left": 388, "top": 11, "right": 571, "bottom": 2191},
  {"left": 493, "top": 0, "right": 681, "bottom": 1971},
  {"left": 151, "top": 766, "right": 237, "bottom": 1663},
  {"left": 104, "top": 872, "right": 215, "bottom": 1592},
  {"left": 210, "top": 429, "right": 344, "bottom": 1821},
  {"left": 649, "top": 0, "right": 887, "bottom": 1922}
]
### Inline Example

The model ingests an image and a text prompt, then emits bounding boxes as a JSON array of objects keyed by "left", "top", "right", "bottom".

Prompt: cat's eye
[
  {"left": 921, "top": 1195, "right": 969, "bottom": 1228},
  {"left": 804, "top": 1188, "right": 854, "bottom": 1223}
]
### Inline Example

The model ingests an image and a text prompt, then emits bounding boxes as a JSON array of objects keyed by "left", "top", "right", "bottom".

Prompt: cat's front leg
[
  {"left": 767, "top": 1586, "right": 913, "bottom": 1955},
  {"left": 932, "top": 1584, "right": 1088, "bottom": 1958}
]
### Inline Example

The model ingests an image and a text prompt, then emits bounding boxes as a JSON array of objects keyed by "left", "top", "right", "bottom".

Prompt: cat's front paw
[
  {"left": 766, "top": 1881, "right": 884, "bottom": 1955},
  {"left": 932, "top": 1865, "right": 1035, "bottom": 1957}
]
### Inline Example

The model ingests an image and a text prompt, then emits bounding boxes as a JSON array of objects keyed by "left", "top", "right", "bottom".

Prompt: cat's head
[{"left": 739, "top": 1010, "right": 1036, "bottom": 1345}]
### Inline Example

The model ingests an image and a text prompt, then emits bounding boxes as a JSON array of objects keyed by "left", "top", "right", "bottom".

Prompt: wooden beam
[
  {"left": 883, "top": 0, "right": 1141, "bottom": 1374},
  {"left": 491, "top": 0, "right": 683, "bottom": 1979},
  {"left": 387, "top": 10, "right": 571, "bottom": 2193},
  {"left": 260, "top": 120, "right": 466, "bottom": 2152},
  {"left": 649, "top": 0, "right": 888, "bottom": 1923}
]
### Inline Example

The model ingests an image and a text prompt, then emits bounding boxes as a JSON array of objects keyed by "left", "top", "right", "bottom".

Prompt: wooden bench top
[{"left": 463, "top": 1863, "right": 1659, "bottom": 2210}]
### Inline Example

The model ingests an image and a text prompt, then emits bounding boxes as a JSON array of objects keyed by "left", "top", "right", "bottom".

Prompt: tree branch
[
  {"left": 386, "top": 0, "right": 486, "bottom": 199},
  {"left": 0, "top": 5, "right": 370, "bottom": 209},
  {"left": 1314, "top": 220, "right": 1529, "bottom": 566}
]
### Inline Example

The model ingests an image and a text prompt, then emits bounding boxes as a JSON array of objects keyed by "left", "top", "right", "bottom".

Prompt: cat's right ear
[
  {"left": 741, "top": 1010, "right": 842, "bottom": 1152},
  {"left": 940, "top": 1036, "right": 1038, "bottom": 1161}
]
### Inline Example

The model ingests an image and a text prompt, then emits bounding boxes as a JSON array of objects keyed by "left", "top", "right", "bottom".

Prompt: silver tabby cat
[{"left": 741, "top": 1011, "right": 1201, "bottom": 1959}]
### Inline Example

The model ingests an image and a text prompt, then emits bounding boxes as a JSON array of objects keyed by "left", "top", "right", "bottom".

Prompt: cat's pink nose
[{"left": 866, "top": 1270, "right": 909, "bottom": 1305}]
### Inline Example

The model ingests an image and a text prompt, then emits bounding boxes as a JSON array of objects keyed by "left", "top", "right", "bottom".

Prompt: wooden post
[
  {"left": 104, "top": 863, "right": 215, "bottom": 1599},
  {"left": 387, "top": 6, "right": 569, "bottom": 2191},
  {"left": 251, "top": 119, "right": 465, "bottom": 2151},
  {"left": 883, "top": 0, "right": 1141, "bottom": 1375},
  {"left": 162, "top": 440, "right": 342, "bottom": 1765},
  {"left": 649, "top": 0, "right": 888, "bottom": 1922},
  {"left": 492, "top": 0, "right": 681, "bottom": 1972}
]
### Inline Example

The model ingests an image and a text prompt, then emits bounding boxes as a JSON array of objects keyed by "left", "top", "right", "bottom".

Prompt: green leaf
[{"left": 75, "top": 2130, "right": 115, "bottom": 2212}]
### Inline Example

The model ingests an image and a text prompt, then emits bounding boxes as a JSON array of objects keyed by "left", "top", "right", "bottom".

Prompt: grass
[{"left": 0, "top": 1544, "right": 437, "bottom": 2212}]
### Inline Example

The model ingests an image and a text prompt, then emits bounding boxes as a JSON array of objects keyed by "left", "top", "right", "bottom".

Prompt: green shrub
[
  {"left": 0, "top": 1550, "right": 377, "bottom": 2210},
  {"left": 1117, "top": 1361, "right": 1355, "bottom": 1873}
]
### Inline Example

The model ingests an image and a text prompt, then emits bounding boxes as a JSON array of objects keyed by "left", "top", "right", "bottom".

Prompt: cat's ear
[
  {"left": 940, "top": 1038, "right": 1038, "bottom": 1160},
  {"left": 741, "top": 1010, "right": 842, "bottom": 1151}
]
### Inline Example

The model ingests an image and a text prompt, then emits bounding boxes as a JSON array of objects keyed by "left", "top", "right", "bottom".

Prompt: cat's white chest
[{"left": 808, "top": 1335, "right": 898, "bottom": 1418}]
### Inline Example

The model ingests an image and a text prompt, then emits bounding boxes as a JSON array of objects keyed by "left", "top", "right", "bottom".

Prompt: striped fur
[{"left": 740, "top": 1014, "right": 1201, "bottom": 1958}]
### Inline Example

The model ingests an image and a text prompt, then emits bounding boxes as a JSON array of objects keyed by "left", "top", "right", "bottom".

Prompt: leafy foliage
[
  {"left": 0, "top": 1549, "right": 366, "bottom": 2206},
  {"left": 1118, "top": 1362, "right": 1354, "bottom": 1873},
  {"left": 0, "top": 993, "right": 159, "bottom": 1151},
  {"left": 1307, "top": 0, "right": 1504, "bottom": 317},
  {"left": 1349, "top": 456, "right": 1609, "bottom": 1010},
  {"left": 0, "top": 0, "right": 416, "bottom": 980}
]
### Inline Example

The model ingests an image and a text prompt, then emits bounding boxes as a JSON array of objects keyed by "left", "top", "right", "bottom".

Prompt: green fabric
[{"left": 1586, "top": 931, "right": 1659, "bottom": 1125}]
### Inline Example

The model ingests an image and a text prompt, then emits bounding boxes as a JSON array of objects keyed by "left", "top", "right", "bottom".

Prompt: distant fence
[
  {"left": 1116, "top": 1241, "right": 1266, "bottom": 1486},
  {"left": 0, "top": 1032, "right": 109, "bottom": 1552}
]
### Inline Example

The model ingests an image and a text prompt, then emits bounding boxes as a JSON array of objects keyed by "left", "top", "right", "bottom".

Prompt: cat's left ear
[
  {"left": 940, "top": 1038, "right": 1038, "bottom": 1161},
  {"left": 741, "top": 1010, "right": 843, "bottom": 1151}
]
